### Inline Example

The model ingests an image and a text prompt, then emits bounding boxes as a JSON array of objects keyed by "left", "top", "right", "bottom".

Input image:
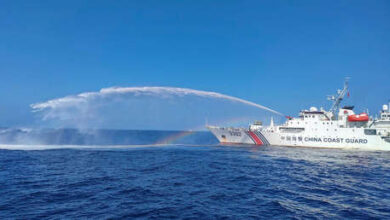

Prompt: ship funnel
[
  {"left": 270, "top": 117, "right": 274, "bottom": 127},
  {"left": 384, "top": 104, "right": 389, "bottom": 112}
]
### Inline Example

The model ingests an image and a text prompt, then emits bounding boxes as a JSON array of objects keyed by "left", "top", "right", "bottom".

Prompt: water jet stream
[
  {"left": 31, "top": 86, "right": 281, "bottom": 115},
  {"left": 31, "top": 86, "right": 282, "bottom": 130}
]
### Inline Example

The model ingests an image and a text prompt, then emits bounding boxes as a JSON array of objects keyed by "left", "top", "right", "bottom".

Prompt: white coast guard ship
[{"left": 207, "top": 80, "right": 390, "bottom": 150}]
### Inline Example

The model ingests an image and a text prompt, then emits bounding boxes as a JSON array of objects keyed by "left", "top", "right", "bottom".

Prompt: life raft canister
[{"left": 348, "top": 113, "right": 369, "bottom": 122}]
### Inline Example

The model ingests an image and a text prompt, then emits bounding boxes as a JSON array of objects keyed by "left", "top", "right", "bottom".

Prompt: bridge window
[{"left": 364, "top": 129, "right": 377, "bottom": 135}]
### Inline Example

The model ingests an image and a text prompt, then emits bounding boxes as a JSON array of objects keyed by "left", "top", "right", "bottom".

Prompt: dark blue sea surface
[{"left": 1, "top": 130, "right": 390, "bottom": 219}]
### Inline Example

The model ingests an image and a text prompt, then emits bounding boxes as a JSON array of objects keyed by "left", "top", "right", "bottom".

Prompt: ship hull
[
  {"left": 261, "top": 128, "right": 390, "bottom": 151},
  {"left": 207, "top": 126, "right": 269, "bottom": 146},
  {"left": 208, "top": 126, "right": 390, "bottom": 151}
]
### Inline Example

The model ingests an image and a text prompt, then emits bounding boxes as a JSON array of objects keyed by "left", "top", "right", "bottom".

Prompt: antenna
[{"left": 328, "top": 77, "right": 350, "bottom": 117}]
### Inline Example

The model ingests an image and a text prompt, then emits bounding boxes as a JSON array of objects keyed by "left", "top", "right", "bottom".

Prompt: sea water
[{"left": 1, "top": 130, "right": 390, "bottom": 219}]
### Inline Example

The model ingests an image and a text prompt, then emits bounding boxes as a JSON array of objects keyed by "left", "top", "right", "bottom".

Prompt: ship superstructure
[{"left": 207, "top": 80, "right": 390, "bottom": 150}]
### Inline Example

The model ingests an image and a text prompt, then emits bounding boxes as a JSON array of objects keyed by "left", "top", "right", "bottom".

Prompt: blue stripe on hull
[{"left": 253, "top": 131, "right": 270, "bottom": 146}]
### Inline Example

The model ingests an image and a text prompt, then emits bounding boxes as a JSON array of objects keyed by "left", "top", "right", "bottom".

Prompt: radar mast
[{"left": 327, "top": 78, "right": 349, "bottom": 119}]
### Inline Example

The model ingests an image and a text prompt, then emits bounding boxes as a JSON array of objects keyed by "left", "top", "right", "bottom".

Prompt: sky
[{"left": 0, "top": 0, "right": 389, "bottom": 129}]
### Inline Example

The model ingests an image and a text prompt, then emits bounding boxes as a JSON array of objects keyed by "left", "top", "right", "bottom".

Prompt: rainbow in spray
[
  {"left": 155, "top": 131, "right": 196, "bottom": 145},
  {"left": 154, "top": 116, "right": 264, "bottom": 145}
]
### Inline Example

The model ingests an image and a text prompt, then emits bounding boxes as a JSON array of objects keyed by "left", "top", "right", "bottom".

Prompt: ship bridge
[
  {"left": 300, "top": 111, "right": 329, "bottom": 121},
  {"left": 297, "top": 106, "right": 331, "bottom": 122}
]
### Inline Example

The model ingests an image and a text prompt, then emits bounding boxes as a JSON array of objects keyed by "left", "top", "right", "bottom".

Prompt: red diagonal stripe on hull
[{"left": 248, "top": 131, "right": 263, "bottom": 145}]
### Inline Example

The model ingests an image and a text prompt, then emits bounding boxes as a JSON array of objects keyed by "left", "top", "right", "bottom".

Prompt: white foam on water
[{"left": 0, "top": 144, "right": 189, "bottom": 151}]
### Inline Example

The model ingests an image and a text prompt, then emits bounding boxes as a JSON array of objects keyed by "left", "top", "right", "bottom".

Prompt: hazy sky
[{"left": 1, "top": 0, "right": 389, "bottom": 128}]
